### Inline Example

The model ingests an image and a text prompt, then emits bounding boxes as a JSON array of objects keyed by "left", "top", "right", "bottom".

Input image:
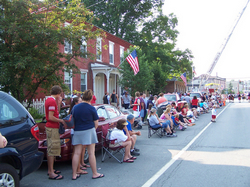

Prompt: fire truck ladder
[{"left": 199, "top": 0, "right": 250, "bottom": 90}]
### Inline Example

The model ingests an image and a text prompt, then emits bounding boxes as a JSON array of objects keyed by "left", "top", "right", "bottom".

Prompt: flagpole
[{"left": 192, "top": 67, "right": 193, "bottom": 92}]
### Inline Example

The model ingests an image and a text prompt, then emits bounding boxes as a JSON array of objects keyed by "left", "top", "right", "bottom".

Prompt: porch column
[
  {"left": 106, "top": 71, "right": 110, "bottom": 94},
  {"left": 93, "top": 72, "right": 96, "bottom": 94},
  {"left": 118, "top": 85, "right": 121, "bottom": 108}
]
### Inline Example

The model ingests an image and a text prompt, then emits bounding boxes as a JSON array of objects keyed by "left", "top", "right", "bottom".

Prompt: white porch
[{"left": 91, "top": 63, "right": 121, "bottom": 106}]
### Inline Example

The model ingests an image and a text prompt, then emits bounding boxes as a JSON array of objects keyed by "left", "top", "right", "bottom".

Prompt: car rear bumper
[
  {"left": 39, "top": 143, "right": 72, "bottom": 162},
  {"left": 20, "top": 151, "right": 44, "bottom": 179}
]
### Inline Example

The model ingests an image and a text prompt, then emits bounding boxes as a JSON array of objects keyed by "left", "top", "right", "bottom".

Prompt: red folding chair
[{"left": 101, "top": 124, "right": 125, "bottom": 163}]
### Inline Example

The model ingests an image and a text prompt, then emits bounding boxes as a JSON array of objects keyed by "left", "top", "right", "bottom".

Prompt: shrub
[{"left": 28, "top": 107, "right": 44, "bottom": 119}]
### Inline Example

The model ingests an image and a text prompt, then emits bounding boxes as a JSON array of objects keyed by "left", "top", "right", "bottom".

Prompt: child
[
  {"left": 211, "top": 105, "right": 216, "bottom": 122},
  {"left": 147, "top": 103, "right": 153, "bottom": 120},
  {"left": 173, "top": 114, "right": 187, "bottom": 130}
]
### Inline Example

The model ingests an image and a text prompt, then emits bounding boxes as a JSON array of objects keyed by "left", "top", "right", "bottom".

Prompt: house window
[
  {"left": 64, "top": 71, "right": 72, "bottom": 93},
  {"left": 109, "top": 41, "right": 114, "bottom": 64},
  {"left": 64, "top": 39, "right": 72, "bottom": 54},
  {"left": 80, "top": 71, "right": 87, "bottom": 92},
  {"left": 96, "top": 37, "right": 102, "bottom": 61},
  {"left": 64, "top": 22, "right": 72, "bottom": 54},
  {"left": 120, "top": 46, "right": 124, "bottom": 63},
  {"left": 80, "top": 36, "right": 87, "bottom": 58}
]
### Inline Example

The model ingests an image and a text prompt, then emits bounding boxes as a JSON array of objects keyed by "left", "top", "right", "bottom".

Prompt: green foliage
[
  {"left": 118, "top": 47, "right": 153, "bottom": 96},
  {"left": 83, "top": 0, "right": 163, "bottom": 44},
  {"left": 84, "top": 0, "right": 194, "bottom": 93},
  {"left": 0, "top": 0, "right": 104, "bottom": 106},
  {"left": 228, "top": 82, "right": 234, "bottom": 94},
  {"left": 28, "top": 107, "right": 44, "bottom": 119}
]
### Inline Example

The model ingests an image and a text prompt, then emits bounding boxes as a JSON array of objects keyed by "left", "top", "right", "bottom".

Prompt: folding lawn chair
[
  {"left": 147, "top": 119, "right": 164, "bottom": 138},
  {"left": 101, "top": 124, "right": 125, "bottom": 163}
]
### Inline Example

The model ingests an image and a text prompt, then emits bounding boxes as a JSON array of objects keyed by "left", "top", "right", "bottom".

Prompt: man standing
[
  {"left": 110, "top": 89, "right": 119, "bottom": 107},
  {"left": 142, "top": 93, "right": 148, "bottom": 121},
  {"left": 103, "top": 92, "right": 109, "bottom": 104},
  {"left": 121, "top": 91, "right": 131, "bottom": 109},
  {"left": 139, "top": 93, "right": 145, "bottom": 123},
  {"left": 45, "top": 85, "right": 66, "bottom": 180},
  {"left": 123, "top": 114, "right": 141, "bottom": 156},
  {"left": 90, "top": 91, "right": 97, "bottom": 104},
  {"left": 184, "top": 93, "right": 191, "bottom": 108}
]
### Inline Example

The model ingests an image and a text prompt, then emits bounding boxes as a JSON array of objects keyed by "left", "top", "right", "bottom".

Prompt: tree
[
  {"left": 83, "top": 0, "right": 163, "bottom": 44},
  {"left": 0, "top": 0, "right": 104, "bottom": 106},
  {"left": 228, "top": 82, "right": 234, "bottom": 94},
  {"left": 82, "top": 0, "right": 194, "bottom": 94},
  {"left": 118, "top": 47, "right": 153, "bottom": 96}
]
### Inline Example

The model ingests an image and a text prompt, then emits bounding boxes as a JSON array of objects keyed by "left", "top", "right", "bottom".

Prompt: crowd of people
[
  {"left": 37, "top": 86, "right": 237, "bottom": 180},
  {"left": 228, "top": 93, "right": 250, "bottom": 103},
  {"left": 45, "top": 86, "right": 104, "bottom": 180}
]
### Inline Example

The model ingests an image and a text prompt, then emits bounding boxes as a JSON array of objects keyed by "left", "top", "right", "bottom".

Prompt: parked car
[
  {"left": 120, "top": 108, "right": 142, "bottom": 129},
  {"left": 190, "top": 92, "right": 202, "bottom": 101},
  {"left": 157, "top": 93, "right": 186, "bottom": 112},
  {"left": 0, "top": 91, "right": 44, "bottom": 187},
  {"left": 163, "top": 93, "right": 181, "bottom": 105},
  {"left": 37, "top": 104, "right": 127, "bottom": 162}
]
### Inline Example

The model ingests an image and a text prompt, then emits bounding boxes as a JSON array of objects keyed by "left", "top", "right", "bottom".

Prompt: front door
[{"left": 95, "top": 74, "right": 104, "bottom": 104}]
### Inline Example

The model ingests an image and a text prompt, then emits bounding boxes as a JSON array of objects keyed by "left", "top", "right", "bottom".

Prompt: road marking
[{"left": 141, "top": 104, "right": 231, "bottom": 187}]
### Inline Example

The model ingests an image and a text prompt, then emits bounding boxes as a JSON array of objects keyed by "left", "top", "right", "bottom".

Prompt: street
[{"left": 20, "top": 101, "right": 250, "bottom": 187}]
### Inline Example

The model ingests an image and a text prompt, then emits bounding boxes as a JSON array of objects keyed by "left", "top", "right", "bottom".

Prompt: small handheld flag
[
  {"left": 180, "top": 72, "right": 187, "bottom": 86},
  {"left": 126, "top": 49, "right": 139, "bottom": 75}
]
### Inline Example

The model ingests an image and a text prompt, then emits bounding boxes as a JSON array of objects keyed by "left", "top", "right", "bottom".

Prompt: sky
[{"left": 163, "top": 0, "right": 250, "bottom": 81}]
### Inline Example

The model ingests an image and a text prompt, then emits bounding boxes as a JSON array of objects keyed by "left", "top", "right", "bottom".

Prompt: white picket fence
[{"left": 23, "top": 98, "right": 46, "bottom": 115}]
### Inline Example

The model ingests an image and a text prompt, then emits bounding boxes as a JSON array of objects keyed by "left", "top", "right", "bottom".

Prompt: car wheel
[
  {"left": 0, "top": 163, "right": 19, "bottom": 187},
  {"left": 84, "top": 148, "right": 89, "bottom": 163}
]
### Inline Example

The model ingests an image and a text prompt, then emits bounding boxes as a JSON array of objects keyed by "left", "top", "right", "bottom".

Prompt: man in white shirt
[{"left": 110, "top": 119, "right": 136, "bottom": 163}]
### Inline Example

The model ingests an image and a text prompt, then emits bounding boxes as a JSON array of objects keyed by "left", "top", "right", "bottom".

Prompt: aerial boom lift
[{"left": 199, "top": 0, "right": 250, "bottom": 90}]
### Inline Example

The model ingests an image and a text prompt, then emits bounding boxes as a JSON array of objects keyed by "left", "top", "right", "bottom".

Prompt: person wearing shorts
[
  {"left": 211, "top": 105, "right": 217, "bottom": 122},
  {"left": 71, "top": 89, "right": 104, "bottom": 180},
  {"left": 45, "top": 85, "right": 66, "bottom": 180}
]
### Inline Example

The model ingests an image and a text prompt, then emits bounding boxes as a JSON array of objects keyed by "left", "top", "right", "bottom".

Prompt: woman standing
[
  {"left": 132, "top": 91, "right": 141, "bottom": 118},
  {"left": 155, "top": 93, "right": 167, "bottom": 107},
  {"left": 69, "top": 97, "right": 89, "bottom": 175},
  {"left": 147, "top": 96, "right": 154, "bottom": 109},
  {"left": 71, "top": 90, "right": 104, "bottom": 180},
  {"left": 191, "top": 96, "right": 199, "bottom": 108}
]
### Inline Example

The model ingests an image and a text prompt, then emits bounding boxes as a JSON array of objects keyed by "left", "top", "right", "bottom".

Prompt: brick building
[
  {"left": 37, "top": 25, "right": 132, "bottom": 104},
  {"left": 165, "top": 78, "right": 186, "bottom": 93}
]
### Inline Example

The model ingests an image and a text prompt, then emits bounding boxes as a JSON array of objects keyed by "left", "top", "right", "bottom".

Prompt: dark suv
[{"left": 0, "top": 91, "right": 44, "bottom": 187}]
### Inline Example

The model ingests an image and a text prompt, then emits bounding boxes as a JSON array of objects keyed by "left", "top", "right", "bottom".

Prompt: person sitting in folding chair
[
  {"left": 123, "top": 114, "right": 141, "bottom": 156},
  {"left": 149, "top": 108, "right": 177, "bottom": 137},
  {"left": 110, "top": 119, "right": 137, "bottom": 163}
]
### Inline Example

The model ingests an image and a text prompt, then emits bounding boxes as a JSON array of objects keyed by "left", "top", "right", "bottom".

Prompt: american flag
[
  {"left": 180, "top": 72, "right": 187, "bottom": 86},
  {"left": 126, "top": 49, "right": 139, "bottom": 75},
  {"left": 192, "top": 66, "right": 196, "bottom": 75}
]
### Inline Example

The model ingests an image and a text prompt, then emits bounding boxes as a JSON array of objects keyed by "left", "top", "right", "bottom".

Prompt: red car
[
  {"left": 163, "top": 93, "right": 181, "bottom": 105},
  {"left": 157, "top": 93, "right": 186, "bottom": 112},
  {"left": 37, "top": 104, "right": 127, "bottom": 162}
]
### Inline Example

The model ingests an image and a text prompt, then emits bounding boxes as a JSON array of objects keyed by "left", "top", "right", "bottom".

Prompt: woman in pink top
[{"left": 155, "top": 93, "right": 167, "bottom": 106}]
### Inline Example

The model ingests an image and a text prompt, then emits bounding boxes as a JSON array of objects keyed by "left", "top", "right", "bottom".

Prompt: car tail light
[
  {"left": 60, "top": 138, "right": 70, "bottom": 145},
  {"left": 31, "top": 125, "right": 40, "bottom": 141}
]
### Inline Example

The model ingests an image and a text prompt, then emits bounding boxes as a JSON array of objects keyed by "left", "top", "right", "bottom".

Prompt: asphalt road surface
[{"left": 20, "top": 100, "right": 250, "bottom": 187}]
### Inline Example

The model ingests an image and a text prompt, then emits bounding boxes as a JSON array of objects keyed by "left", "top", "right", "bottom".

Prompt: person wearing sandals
[
  {"left": 149, "top": 108, "right": 177, "bottom": 137},
  {"left": 110, "top": 119, "right": 136, "bottom": 163},
  {"left": 68, "top": 97, "right": 89, "bottom": 175},
  {"left": 45, "top": 85, "right": 67, "bottom": 180},
  {"left": 71, "top": 89, "right": 104, "bottom": 180}
]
